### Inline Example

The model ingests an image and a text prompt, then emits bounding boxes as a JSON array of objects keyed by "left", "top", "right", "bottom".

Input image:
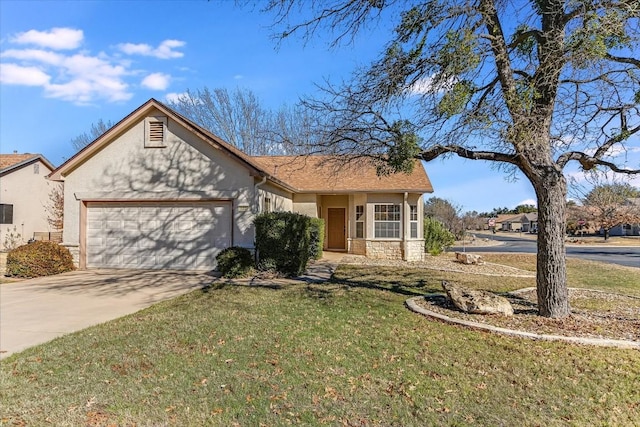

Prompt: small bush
[
  {"left": 424, "top": 217, "right": 455, "bottom": 255},
  {"left": 6, "top": 241, "right": 75, "bottom": 278},
  {"left": 216, "top": 247, "right": 254, "bottom": 278}
]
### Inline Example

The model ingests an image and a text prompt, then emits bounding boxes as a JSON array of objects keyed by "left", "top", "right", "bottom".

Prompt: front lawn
[{"left": 1, "top": 256, "right": 639, "bottom": 426}]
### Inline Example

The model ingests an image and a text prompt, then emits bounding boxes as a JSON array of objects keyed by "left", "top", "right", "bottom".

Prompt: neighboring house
[
  {"left": 606, "top": 198, "right": 640, "bottom": 237},
  {"left": 49, "top": 99, "right": 433, "bottom": 270},
  {"left": 0, "top": 153, "right": 56, "bottom": 250},
  {"left": 500, "top": 213, "right": 538, "bottom": 232},
  {"left": 521, "top": 213, "right": 538, "bottom": 233}
]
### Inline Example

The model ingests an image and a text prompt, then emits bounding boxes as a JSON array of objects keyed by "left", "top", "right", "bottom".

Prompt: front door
[{"left": 327, "top": 208, "right": 346, "bottom": 250}]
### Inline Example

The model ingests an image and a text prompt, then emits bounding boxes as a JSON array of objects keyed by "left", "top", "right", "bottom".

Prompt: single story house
[
  {"left": 498, "top": 213, "right": 538, "bottom": 232},
  {"left": 49, "top": 99, "right": 433, "bottom": 270},
  {"left": 0, "top": 153, "right": 56, "bottom": 250},
  {"left": 605, "top": 197, "right": 640, "bottom": 237}
]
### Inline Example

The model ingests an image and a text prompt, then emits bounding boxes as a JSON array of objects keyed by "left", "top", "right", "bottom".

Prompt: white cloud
[
  {"left": 407, "top": 75, "right": 456, "bottom": 95},
  {"left": 515, "top": 199, "right": 537, "bottom": 207},
  {"left": 118, "top": 39, "right": 185, "bottom": 59},
  {"left": 234, "top": 74, "right": 244, "bottom": 80},
  {"left": 0, "top": 63, "right": 50, "bottom": 86},
  {"left": 165, "top": 92, "right": 188, "bottom": 103},
  {"left": 11, "top": 27, "right": 83, "bottom": 50},
  {"left": 141, "top": 72, "right": 170, "bottom": 90},
  {"left": 0, "top": 28, "right": 185, "bottom": 104},
  {"left": 1, "top": 48, "right": 63, "bottom": 65}
]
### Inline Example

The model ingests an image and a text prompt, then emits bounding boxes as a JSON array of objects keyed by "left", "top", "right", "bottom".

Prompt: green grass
[{"left": 1, "top": 257, "right": 640, "bottom": 426}]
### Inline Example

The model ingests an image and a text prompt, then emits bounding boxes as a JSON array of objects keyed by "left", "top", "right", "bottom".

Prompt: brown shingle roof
[
  {"left": 252, "top": 155, "right": 433, "bottom": 193},
  {"left": 0, "top": 153, "right": 37, "bottom": 170},
  {"left": 0, "top": 153, "right": 54, "bottom": 175}
]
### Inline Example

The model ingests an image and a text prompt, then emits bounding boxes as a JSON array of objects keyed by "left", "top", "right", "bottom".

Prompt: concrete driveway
[{"left": 0, "top": 269, "right": 215, "bottom": 359}]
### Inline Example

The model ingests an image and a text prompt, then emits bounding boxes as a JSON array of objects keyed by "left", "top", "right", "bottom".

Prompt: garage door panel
[{"left": 86, "top": 202, "right": 231, "bottom": 270}]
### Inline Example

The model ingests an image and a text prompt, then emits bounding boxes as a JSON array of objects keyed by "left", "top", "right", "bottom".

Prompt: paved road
[
  {"left": 0, "top": 269, "right": 214, "bottom": 359},
  {"left": 453, "top": 234, "right": 640, "bottom": 268}
]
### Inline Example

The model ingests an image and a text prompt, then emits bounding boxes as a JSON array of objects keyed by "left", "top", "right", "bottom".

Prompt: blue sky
[{"left": 1, "top": 1, "right": 637, "bottom": 213}]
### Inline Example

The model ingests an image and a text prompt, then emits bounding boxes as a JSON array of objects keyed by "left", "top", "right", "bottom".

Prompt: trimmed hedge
[
  {"left": 6, "top": 241, "right": 75, "bottom": 278},
  {"left": 309, "top": 217, "right": 325, "bottom": 260},
  {"left": 216, "top": 247, "right": 254, "bottom": 278},
  {"left": 254, "top": 212, "right": 316, "bottom": 277}
]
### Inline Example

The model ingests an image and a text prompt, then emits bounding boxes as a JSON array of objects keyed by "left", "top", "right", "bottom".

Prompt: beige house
[
  {"left": 49, "top": 99, "right": 433, "bottom": 270},
  {"left": 0, "top": 153, "right": 56, "bottom": 250}
]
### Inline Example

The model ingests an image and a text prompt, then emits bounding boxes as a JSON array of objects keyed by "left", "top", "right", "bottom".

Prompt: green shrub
[
  {"left": 309, "top": 218, "right": 325, "bottom": 260},
  {"left": 424, "top": 216, "right": 455, "bottom": 255},
  {"left": 215, "top": 247, "right": 254, "bottom": 278},
  {"left": 6, "top": 241, "right": 75, "bottom": 278},
  {"left": 254, "top": 212, "right": 312, "bottom": 277}
]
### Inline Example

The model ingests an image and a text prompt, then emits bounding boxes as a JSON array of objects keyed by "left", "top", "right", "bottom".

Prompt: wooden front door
[{"left": 327, "top": 208, "right": 346, "bottom": 250}]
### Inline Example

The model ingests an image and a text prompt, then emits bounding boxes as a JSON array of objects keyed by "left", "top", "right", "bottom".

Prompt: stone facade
[
  {"left": 365, "top": 240, "right": 404, "bottom": 260},
  {"left": 349, "top": 239, "right": 367, "bottom": 255}
]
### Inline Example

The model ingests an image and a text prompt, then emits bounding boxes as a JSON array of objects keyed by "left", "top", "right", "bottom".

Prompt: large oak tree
[{"left": 260, "top": 0, "right": 640, "bottom": 317}]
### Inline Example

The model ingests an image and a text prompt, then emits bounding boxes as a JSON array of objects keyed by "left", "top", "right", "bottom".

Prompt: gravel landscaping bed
[
  {"left": 340, "top": 253, "right": 536, "bottom": 277},
  {"left": 414, "top": 288, "right": 640, "bottom": 343},
  {"left": 337, "top": 252, "right": 639, "bottom": 345}
]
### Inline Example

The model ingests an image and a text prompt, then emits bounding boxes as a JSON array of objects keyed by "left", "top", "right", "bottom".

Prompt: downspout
[
  {"left": 403, "top": 192, "right": 408, "bottom": 261},
  {"left": 254, "top": 175, "right": 267, "bottom": 214}
]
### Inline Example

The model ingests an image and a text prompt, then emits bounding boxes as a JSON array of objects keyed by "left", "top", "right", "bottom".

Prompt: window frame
[
  {"left": 355, "top": 205, "right": 364, "bottom": 238},
  {"left": 374, "top": 204, "right": 401, "bottom": 239},
  {"left": 0, "top": 204, "right": 14, "bottom": 225},
  {"left": 410, "top": 205, "right": 418, "bottom": 238}
]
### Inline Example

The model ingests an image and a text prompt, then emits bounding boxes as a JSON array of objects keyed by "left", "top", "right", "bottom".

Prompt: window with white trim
[
  {"left": 410, "top": 205, "right": 418, "bottom": 238},
  {"left": 374, "top": 204, "right": 400, "bottom": 238},
  {"left": 355, "top": 205, "right": 364, "bottom": 238},
  {"left": 0, "top": 204, "right": 13, "bottom": 224},
  {"left": 145, "top": 116, "right": 168, "bottom": 148},
  {"left": 263, "top": 197, "right": 272, "bottom": 213}
]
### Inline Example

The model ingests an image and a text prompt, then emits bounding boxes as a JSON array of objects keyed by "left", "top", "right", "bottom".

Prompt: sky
[{"left": 1, "top": 0, "right": 638, "bottom": 214}]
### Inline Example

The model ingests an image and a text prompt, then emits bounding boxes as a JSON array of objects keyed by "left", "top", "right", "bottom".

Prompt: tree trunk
[
  {"left": 533, "top": 172, "right": 571, "bottom": 318},
  {"left": 603, "top": 228, "right": 609, "bottom": 241}
]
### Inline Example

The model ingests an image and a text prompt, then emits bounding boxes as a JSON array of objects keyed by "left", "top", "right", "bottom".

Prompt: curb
[{"left": 405, "top": 296, "right": 640, "bottom": 350}]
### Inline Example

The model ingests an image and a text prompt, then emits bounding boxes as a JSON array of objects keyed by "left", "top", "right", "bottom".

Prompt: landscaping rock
[
  {"left": 455, "top": 252, "right": 484, "bottom": 265},
  {"left": 441, "top": 281, "right": 514, "bottom": 316}
]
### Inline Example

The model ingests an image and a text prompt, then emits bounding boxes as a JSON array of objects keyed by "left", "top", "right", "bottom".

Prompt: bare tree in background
[
  {"left": 167, "top": 87, "right": 319, "bottom": 155},
  {"left": 46, "top": 183, "right": 64, "bottom": 231},
  {"left": 423, "top": 197, "right": 462, "bottom": 237},
  {"left": 258, "top": 0, "right": 640, "bottom": 317},
  {"left": 71, "top": 119, "right": 114, "bottom": 151},
  {"left": 573, "top": 177, "right": 640, "bottom": 240}
]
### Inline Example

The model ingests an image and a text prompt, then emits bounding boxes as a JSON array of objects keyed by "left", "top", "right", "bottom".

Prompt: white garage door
[{"left": 86, "top": 201, "right": 232, "bottom": 270}]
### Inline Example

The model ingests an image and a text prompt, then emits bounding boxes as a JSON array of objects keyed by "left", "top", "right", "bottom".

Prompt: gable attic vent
[{"left": 145, "top": 116, "right": 168, "bottom": 147}]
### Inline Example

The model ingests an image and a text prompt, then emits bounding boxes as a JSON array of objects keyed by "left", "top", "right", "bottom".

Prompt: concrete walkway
[
  {"left": 0, "top": 269, "right": 214, "bottom": 359},
  {"left": 0, "top": 254, "right": 342, "bottom": 359}
]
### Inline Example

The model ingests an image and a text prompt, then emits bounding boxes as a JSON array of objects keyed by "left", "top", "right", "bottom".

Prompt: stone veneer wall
[
  {"left": 365, "top": 240, "right": 403, "bottom": 260},
  {"left": 349, "top": 239, "right": 366, "bottom": 255},
  {"left": 361, "top": 239, "right": 425, "bottom": 261},
  {"left": 404, "top": 239, "right": 425, "bottom": 261}
]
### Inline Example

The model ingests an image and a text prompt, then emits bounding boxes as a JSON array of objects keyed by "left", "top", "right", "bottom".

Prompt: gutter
[{"left": 254, "top": 175, "right": 267, "bottom": 213}]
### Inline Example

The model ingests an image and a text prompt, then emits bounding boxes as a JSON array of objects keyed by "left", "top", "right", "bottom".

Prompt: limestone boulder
[
  {"left": 455, "top": 252, "right": 484, "bottom": 265},
  {"left": 441, "top": 281, "right": 514, "bottom": 316}
]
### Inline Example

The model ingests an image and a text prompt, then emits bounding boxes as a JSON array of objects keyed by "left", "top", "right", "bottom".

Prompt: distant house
[
  {"left": 498, "top": 213, "right": 538, "bottom": 232},
  {"left": 606, "top": 198, "right": 640, "bottom": 237},
  {"left": 0, "top": 153, "right": 56, "bottom": 250},
  {"left": 49, "top": 99, "right": 434, "bottom": 270}
]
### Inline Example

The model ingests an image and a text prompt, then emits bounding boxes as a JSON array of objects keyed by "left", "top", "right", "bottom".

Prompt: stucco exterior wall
[
  {"left": 292, "top": 193, "right": 319, "bottom": 218},
  {"left": 258, "top": 182, "right": 293, "bottom": 213},
  {"left": 0, "top": 160, "right": 54, "bottom": 249},
  {"left": 62, "top": 110, "right": 258, "bottom": 250}
]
